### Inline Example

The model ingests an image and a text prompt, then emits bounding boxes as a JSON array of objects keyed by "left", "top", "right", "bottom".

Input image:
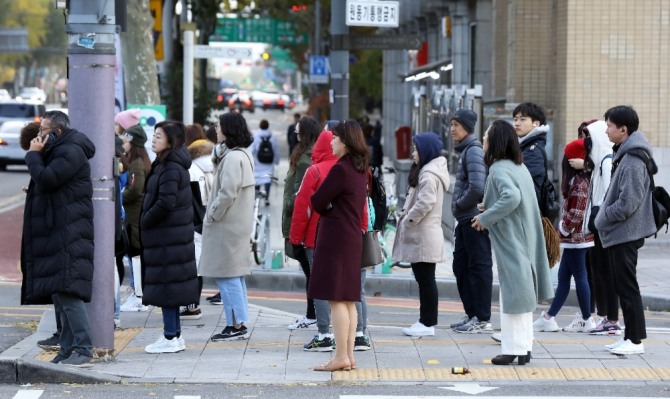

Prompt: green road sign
[{"left": 211, "top": 17, "right": 308, "bottom": 45}]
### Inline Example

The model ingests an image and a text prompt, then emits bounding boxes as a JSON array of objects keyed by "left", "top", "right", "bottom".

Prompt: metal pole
[
  {"left": 183, "top": 29, "right": 194, "bottom": 125},
  {"left": 330, "top": 0, "right": 349, "bottom": 120},
  {"left": 66, "top": 0, "right": 117, "bottom": 351}
]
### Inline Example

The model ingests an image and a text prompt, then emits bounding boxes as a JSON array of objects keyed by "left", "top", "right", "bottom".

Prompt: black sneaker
[
  {"left": 303, "top": 334, "right": 335, "bottom": 352},
  {"left": 179, "top": 307, "right": 202, "bottom": 320},
  {"left": 60, "top": 352, "right": 93, "bottom": 368},
  {"left": 211, "top": 325, "right": 248, "bottom": 341},
  {"left": 354, "top": 335, "right": 371, "bottom": 351},
  {"left": 37, "top": 332, "right": 61, "bottom": 350},
  {"left": 50, "top": 353, "right": 69, "bottom": 364},
  {"left": 206, "top": 292, "right": 222, "bottom": 305}
]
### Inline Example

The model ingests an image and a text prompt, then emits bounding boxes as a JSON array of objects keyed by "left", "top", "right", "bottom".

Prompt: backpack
[
  {"left": 538, "top": 146, "right": 560, "bottom": 220},
  {"left": 625, "top": 149, "right": 670, "bottom": 236},
  {"left": 257, "top": 136, "right": 274, "bottom": 164},
  {"left": 369, "top": 166, "right": 388, "bottom": 231}
]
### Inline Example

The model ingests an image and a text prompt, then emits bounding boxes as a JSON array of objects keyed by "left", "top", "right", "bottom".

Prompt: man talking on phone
[{"left": 21, "top": 110, "right": 97, "bottom": 367}]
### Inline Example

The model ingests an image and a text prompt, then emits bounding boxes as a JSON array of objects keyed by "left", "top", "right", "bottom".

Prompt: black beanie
[{"left": 451, "top": 109, "right": 477, "bottom": 133}]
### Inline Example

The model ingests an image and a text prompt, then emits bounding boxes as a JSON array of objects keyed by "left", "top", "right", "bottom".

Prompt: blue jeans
[
  {"left": 306, "top": 248, "right": 331, "bottom": 334},
  {"left": 52, "top": 292, "right": 93, "bottom": 358},
  {"left": 548, "top": 248, "right": 591, "bottom": 320},
  {"left": 355, "top": 269, "right": 368, "bottom": 333},
  {"left": 162, "top": 306, "right": 181, "bottom": 337},
  {"left": 216, "top": 277, "right": 249, "bottom": 326}
]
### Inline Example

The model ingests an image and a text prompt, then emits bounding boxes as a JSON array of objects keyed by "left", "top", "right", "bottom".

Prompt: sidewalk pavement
[{"left": 2, "top": 158, "right": 669, "bottom": 384}]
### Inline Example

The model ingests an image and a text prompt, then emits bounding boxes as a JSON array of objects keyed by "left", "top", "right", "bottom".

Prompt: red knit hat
[{"left": 564, "top": 138, "right": 586, "bottom": 160}]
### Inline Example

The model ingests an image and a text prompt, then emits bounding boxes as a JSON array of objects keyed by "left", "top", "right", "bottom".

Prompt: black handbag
[{"left": 361, "top": 230, "right": 382, "bottom": 267}]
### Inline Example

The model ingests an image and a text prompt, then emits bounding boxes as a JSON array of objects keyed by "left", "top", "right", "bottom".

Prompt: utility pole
[
  {"left": 329, "top": 0, "right": 349, "bottom": 120},
  {"left": 64, "top": 0, "right": 118, "bottom": 350}
]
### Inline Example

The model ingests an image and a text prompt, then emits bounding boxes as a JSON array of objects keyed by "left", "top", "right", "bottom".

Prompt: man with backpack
[
  {"left": 448, "top": 109, "right": 494, "bottom": 334},
  {"left": 594, "top": 105, "right": 656, "bottom": 355},
  {"left": 251, "top": 119, "right": 279, "bottom": 206}
]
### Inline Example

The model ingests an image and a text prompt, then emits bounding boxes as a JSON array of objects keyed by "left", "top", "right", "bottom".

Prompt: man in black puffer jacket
[
  {"left": 21, "top": 110, "right": 95, "bottom": 367},
  {"left": 513, "top": 102, "right": 550, "bottom": 208},
  {"left": 448, "top": 109, "right": 494, "bottom": 334}
]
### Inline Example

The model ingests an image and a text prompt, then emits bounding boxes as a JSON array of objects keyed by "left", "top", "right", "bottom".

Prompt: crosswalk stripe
[
  {"left": 12, "top": 390, "right": 43, "bottom": 399},
  {"left": 174, "top": 396, "right": 200, "bottom": 399}
]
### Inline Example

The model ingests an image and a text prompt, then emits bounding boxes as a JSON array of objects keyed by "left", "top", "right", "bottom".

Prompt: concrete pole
[
  {"left": 66, "top": 0, "right": 117, "bottom": 350},
  {"left": 329, "top": 0, "right": 349, "bottom": 120},
  {"left": 183, "top": 29, "right": 195, "bottom": 125}
]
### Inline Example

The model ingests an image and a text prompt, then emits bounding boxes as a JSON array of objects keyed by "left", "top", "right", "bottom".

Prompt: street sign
[
  {"left": 210, "top": 17, "right": 309, "bottom": 45},
  {"left": 331, "top": 34, "right": 421, "bottom": 51},
  {"left": 194, "top": 45, "right": 252, "bottom": 59},
  {"left": 345, "top": 0, "right": 400, "bottom": 28},
  {"left": 310, "top": 55, "right": 329, "bottom": 84}
]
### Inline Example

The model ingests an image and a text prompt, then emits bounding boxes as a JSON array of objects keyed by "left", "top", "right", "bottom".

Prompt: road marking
[
  {"left": 0, "top": 192, "right": 25, "bottom": 213},
  {"left": 175, "top": 396, "right": 200, "bottom": 399},
  {"left": 439, "top": 383, "right": 499, "bottom": 394},
  {"left": 12, "top": 390, "right": 43, "bottom": 399},
  {"left": 342, "top": 397, "right": 668, "bottom": 399}
]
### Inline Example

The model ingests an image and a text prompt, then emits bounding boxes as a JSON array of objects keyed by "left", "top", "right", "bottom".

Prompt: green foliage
[
  {"left": 350, "top": 49, "right": 382, "bottom": 117},
  {"left": 161, "top": 62, "right": 217, "bottom": 125}
]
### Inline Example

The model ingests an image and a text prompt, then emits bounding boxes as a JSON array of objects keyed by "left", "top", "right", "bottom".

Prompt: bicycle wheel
[{"left": 253, "top": 213, "right": 270, "bottom": 265}]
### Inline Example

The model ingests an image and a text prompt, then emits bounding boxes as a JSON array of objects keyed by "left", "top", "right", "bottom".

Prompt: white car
[
  {"left": 0, "top": 121, "right": 31, "bottom": 170},
  {"left": 17, "top": 87, "right": 47, "bottom": 103},
  {"left": 0, "top": 89, "right": 11, "bottom": 101}
]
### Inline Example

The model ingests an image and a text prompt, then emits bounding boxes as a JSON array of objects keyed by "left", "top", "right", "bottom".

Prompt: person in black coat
[
  {"left": 141, "top": 121, "right": 199, "bottom": 354},
  {"left": 21, "top": 110, "right": 96, "bottom": 366}
]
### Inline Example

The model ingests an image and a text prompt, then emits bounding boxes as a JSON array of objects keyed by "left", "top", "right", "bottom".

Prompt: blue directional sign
[{"left": 309, "top": 55, "right": 329, "bottom": 84}]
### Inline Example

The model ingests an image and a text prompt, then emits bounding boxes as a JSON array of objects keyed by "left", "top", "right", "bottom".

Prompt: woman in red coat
[{"left": 309, "top": 120, "right": 369, "bottom": 371}]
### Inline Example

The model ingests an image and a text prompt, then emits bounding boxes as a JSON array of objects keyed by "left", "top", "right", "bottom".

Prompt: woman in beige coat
[
  {"left": 393, "top": 132, "right": 450, "bottom": 337},
  {"left": 199, "top": 112, "right": 255, "bottom": 341}
]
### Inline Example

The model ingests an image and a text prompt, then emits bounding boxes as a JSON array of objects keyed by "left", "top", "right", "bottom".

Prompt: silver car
[{"left": 0, "top": 121, "right": 30, "bottom": 170}]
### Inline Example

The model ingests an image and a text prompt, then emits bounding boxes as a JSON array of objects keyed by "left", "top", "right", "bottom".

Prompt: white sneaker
[
  {"left": 562, "top": 313, "right": 596, "bottom": 332},
  {"left": 401, "top": 321, "right": 435, "bottom": 337},
  {"left": 593, "top": 315, "right": 605, "bottom": 327},
  {"left": 533, "top": 311, "right": 560, "bottom": 332},
  {"left": 145, "top": 336, "right": 183, "bottom": 354},
  {"left": 287, "top": 316, "right": 317, "bottom": 330},
  {"left": 120, "top": 294, "right": 149, "bottom": 312},
  {"left": 491, "top": 332, "right": 502, "bottom": 343},
  {"left": 114, "top": 318, "right": 121, "bottom": 328},
  {"left": 609, "top": 339, "right": 644, "bottom": 355},
  {"left": 604, "top": 337, "right": 626, "bottom": 350},
  {"left": 177, "top": 336, "right": 186, "bottom": 351}
]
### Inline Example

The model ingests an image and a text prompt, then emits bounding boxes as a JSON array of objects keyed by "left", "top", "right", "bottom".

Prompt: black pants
[
  {"left": 293, "top": 244, "right": 316, "bottom": 320},
  {"left": 411, "top": 262, "right": 438, "bottom": 327},
  {"left": 607, "top": 238, "right": 646, "bottom": 343},
  {"left": 452, "top": 222, "right": 493, "bottom": 321},
  {"left": 589, "top": 233, "right": 619, "bottom": 321}
]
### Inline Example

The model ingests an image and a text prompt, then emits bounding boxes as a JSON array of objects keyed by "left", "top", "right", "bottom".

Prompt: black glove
[
  {"left": 292, "top": 244, "right": 307, "bottom": 265},
  {"left": 588, "top": 206, "right": 599, "bottom": 234}
]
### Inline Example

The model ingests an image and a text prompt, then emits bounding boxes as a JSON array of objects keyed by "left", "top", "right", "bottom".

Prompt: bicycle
[
  {"left": 250, "top": 176, "right": 278, "bottom": 266},
  {"left": 378, "top": 167, "right": 411, "bottom": 270}
]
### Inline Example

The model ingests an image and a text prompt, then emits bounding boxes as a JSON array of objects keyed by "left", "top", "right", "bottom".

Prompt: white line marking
[
  {"left": 342, "top": 397, "right": 669, "bottom": 399},
  {"left": 175, "top": 396, "right": 200, "bottom": 399},
  {"left": 440, "top": 383, "right": 499, "bottom": 394},
  {"left": 13, "top": 390, "right": 44, "bottom": 399}
]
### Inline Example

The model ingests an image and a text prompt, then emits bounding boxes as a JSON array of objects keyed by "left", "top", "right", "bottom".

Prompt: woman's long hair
[
  {"left": 484, "top": 120, "right": 523, "bottom": 167},
  {"left": 124, "top": 144, "right": 151, "bottom": 172},
  {"left": 185, "top": 123, "right": 206, "bottom": 147},
  {"left": 154, "top": 120, "right": 186, "bottom": 164},
  {"left": 332, "top": 120, "right": 369, "bottom": 173},
  {"left": 219, "top": 112, "right": 253, "bottom": 149},
  {"left": 289, "top": 116, "right": 320, "bottom": 171}
]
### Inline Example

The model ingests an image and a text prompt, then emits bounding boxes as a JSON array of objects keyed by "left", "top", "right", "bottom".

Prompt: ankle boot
[
  {"left": 525, "top": 351, "right": 532, "bottom": 363},
  {"left": 491, "top": 354, "right": 527, "bottom": 366}
]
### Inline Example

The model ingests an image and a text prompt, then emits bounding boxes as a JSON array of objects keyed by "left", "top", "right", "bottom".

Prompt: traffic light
[
  {"left": 291, "top": 5, "right": 308, "bottom": 11},
  {"left": 261, "top": 52, "right": 270, "bottom": 61}
]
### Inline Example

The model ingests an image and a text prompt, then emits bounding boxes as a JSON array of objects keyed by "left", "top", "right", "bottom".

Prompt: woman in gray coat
[
  {"left": 393, "top": 132, "right": 450, "bottom": 337},
  {"left": 199, "top": 112, "right": 255, "bottom": 341},
  {"left": 472, "top": 120, "right": 553, "bottom": 366}
]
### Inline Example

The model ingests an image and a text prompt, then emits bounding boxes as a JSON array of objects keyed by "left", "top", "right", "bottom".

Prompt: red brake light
[
  {"left": 217, "top": 95, "right": 223, "bottom": 102},
  {"left": 0, "top": 139, "right": 7, "bottom": 145},
  {"left": 277, "top": 100, "right": 285, "bottom": 106}
]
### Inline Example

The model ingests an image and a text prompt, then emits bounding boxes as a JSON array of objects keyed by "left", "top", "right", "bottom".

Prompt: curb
[
  {"left": 0, "top": 357, "right": 121, "bottom": 384},
  {"left": 238, "top": 270, "right": 670, "bottom": 312}
]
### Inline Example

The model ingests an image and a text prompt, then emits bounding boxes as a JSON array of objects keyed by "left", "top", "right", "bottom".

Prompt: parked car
[
  {"left": 0, "top": 89, "right": 11, "bottom": 101},
  {"left": 17, "top": 87, "right": 47, "bottom": 103},
  {"left": 0, "top": 100, "right": 46, "bottom": 126},
  {"left": 217, "top": 87, "right": 238, "bottom": 109},
  {"left": 0, "top": 121, "right": 29, "bottom": 170},
  {"left": 228, "top": 91, "right": 255, "bottom": 113}
]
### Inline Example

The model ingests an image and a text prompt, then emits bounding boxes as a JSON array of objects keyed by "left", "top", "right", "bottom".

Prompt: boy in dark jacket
[
  {"left": 513, "top": 102, "right": 550, "bottom": 209},
  {"left": 448, "top": 109, "right": 494, "bottom": 334}
]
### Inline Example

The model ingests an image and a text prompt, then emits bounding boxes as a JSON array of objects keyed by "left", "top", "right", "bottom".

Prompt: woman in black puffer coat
[{"left": 140, "top": 121, "right": 198, "bottom": 354}]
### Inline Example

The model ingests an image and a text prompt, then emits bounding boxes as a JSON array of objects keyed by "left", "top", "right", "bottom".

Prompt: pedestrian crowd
[{"left": 19, "top": 103, "right": 657, "bottom": 369}]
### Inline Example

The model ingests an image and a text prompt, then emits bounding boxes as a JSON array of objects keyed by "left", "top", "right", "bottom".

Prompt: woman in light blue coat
[{"left": 472, "top": 120, "right": 553, "bottom": 366}]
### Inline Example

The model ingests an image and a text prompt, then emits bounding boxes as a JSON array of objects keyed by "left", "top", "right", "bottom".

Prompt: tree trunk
[{"left": 120, "top": 0, "right": 160, "bottom": 105}]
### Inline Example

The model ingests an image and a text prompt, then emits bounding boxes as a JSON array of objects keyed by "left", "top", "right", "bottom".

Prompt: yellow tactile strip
[
  {"left": 35, "top": 328, "right": 142, "bottom": 362},
  {"left": 333, "top": 367, "right": 669, "bottom": 381}
]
